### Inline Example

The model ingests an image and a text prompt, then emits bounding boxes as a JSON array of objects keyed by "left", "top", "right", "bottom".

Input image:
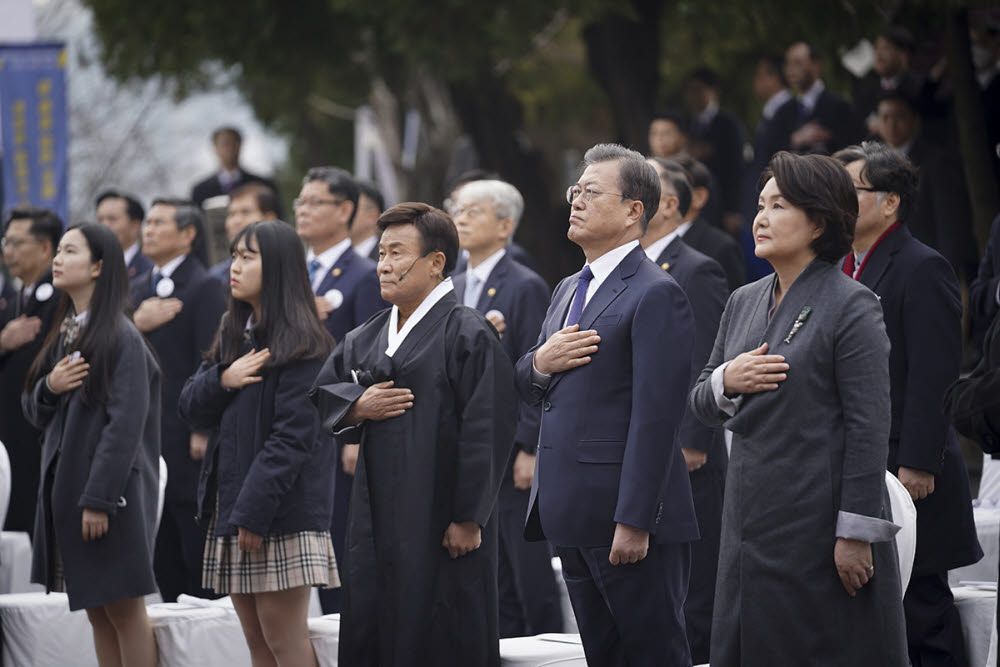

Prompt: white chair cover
[
  {"left": 0, "top": 592, "right": 97, "bottom": 667},
  {"left": 978, "top": 453, "right": 1000, "bottom": 508},
  {"left": 536, "top": 658, "right": 588, "bottom": 667},
  {"left": 156, "top": 456, "right": 168, "bottom": 532},
  {"left": 0, "top": 441, "right": 11, "bottom": 529},
  {"left": 886, "top": 470, "right": 917, "bottom": 593},
  {"left": 308, "top": 613, "right": 340, "bottom": 667},
  {"left": 500, "top": 634, "right": 585, "bottom": 667}
]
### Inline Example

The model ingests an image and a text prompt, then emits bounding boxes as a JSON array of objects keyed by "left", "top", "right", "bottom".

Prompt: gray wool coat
[
  {"left": 22, "top": 315, "right": 161, "bottom": 611},
  {"left": 690, "top": 259, "right": 908, "bottom": 666}
]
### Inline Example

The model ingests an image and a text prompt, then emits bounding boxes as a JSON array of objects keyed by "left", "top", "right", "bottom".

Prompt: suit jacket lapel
[
  {"left": 476, "top": 253, "right": 511, "bottom": 312},
  {"left": 859, "top": 225, "right": 907, "bottom": 292},
  {"left": 753, "top": 259, "right": 828, "bottom": 351},
  {"left": 577, "top": 246, "right": 643, "bottom": 331},
  {"left": 316, "top": 248, "right": 355, "bottom": 295},
  {"left": 655, "top": 237, "right": 683, "bottom": 273}
]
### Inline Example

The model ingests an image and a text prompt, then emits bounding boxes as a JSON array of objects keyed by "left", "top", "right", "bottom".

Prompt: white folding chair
[
  {"left": 886, "top": 470, "right": 917, "bottom": 594},
  {"left": 0, "top": 440, "right": 12, "bottom": 529},
  {"left": 536, "top": 659, "right": 588, "bottom": 667},
  {"left": 156, "top": 456, "right": 168, "bottom": 533}
]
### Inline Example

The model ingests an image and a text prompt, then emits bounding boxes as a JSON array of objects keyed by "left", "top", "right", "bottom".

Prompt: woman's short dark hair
[
  {"left": 376, "top": 203, "right": 459, "bottom": 277},
  {"left": 582, "top": 143, "right": 661, "bottom": 231},
  {"left": 26, "top": 223, "right": 130, "bottom": 405},
  {"left": 208, "top": 220, "right": 334, "bottom": 363},
  {"left": 762, "top": 151, "right": 857, "bottom": 263},
  {"left": 833, "top": 141, "right": 919, "bottom": 224}
]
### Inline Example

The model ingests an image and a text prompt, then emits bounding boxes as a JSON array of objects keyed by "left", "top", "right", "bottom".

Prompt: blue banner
[{"left": 0, "top": 43, "right": 69, "bottom": 225}]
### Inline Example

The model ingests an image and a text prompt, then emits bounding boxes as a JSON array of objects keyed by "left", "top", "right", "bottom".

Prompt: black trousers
[
  {"left": 497, "top": 476, "right": 563, "bottom": 637},
  {"left": 556, "top": 542, "right": 692, "bottom": 667},
  {"left": 154, "top": 500, "right": 212, "bottom": 602},
  {"left": 319, "top": 445, "right": 350, "bottom": 614},
  {"left": 904, "top": 571, "right": 969, "bottom": 667}
]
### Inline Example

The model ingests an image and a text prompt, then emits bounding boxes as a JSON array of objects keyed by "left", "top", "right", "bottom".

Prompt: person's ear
[
  {"left": 625, "top": 200, "right": 644, "bottom": 230},
  {"left": 180, "top": 224, "right": 197, "bottom": 249},
  {"left": 882, "top": 192, "right": 901, "bottom": 219},
  {"left": 428, "top": 250, "right": 447, "bottom": 279},
  {"left": 498, "top": 217, "right": 515, "bottom": 243},
  {"left": 90, "top": 259, "right": 103, "bottom": 281}
]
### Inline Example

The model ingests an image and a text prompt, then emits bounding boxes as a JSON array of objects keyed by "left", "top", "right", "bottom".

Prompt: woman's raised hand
[
  {"left": 722, "top": 343, "right": 789, "bottom": 395},
  {"left": 221, "top": 348, "right": 271, "bottom": 390},
  {"left": 46, "top": 354, "right": 90, "bottom": 394}
]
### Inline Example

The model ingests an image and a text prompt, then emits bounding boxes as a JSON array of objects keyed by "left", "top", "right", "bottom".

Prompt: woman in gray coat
[
  {"left": 690, "top": 152, "right": 907, "bottom": 665},
  {"left": 23, "top": 223, "right": 160, "bottom": 667}
]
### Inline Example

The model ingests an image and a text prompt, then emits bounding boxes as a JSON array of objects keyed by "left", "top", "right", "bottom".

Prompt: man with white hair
[{"left": 452, "top": 180, "right": 563, "bottom": 637}]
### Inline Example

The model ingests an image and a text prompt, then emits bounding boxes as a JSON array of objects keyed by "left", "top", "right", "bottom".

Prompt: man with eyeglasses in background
[
  {"left": 517, "top": 144, "right": 698, "bottom": 665},
  {"left": 0, "top": 208, "right": 63, "bottom": 536},
  {"left": 294, "top": 166, "right": 386, "bottom": 615}
]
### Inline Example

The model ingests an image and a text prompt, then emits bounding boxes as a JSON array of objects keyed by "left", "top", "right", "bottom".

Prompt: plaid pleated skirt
[{"left": 202, "top": 509, "right": 340, "bottom": 595}]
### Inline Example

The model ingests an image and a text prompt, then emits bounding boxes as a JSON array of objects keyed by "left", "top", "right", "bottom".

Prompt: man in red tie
[{"left": 835, "top": 142, "right": 982, "bottom": 667}]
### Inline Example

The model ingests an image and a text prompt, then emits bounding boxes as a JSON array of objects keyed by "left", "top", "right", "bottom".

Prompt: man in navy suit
[
  {"left": 785, "top": 42, "right": 862, "bottom": 154},
  {"left": 0, "top": 208, "right": 63, "bottom": 536},
  {"left": 516, "top": 144, "right": 698, "bottom": 665},
  {"left": 643, "top": 157, "right": 728, "bottom": 664},
  {"left": 836, "top": 143, "right": 982, "bottom": 667},
  {"left": 190, "top": 127, "right": 280, "bottom": 216},
  {"left": 683, "top": 68, "right": 747, "bottom": 237},
  {"left": 96, "top": 189, "right": 153, "bottom": 283},
  {"left": 208, "top": 182, "right": 280, "bottom": 285},
  {"left": 451, "top": 179, "right": 563, "bottom": 638},
  {"left": 295, "top": 166, "right": 386, "bottom": 613},
  {"left": 131, "top": 198, "right": 227, "bottom": 601}
]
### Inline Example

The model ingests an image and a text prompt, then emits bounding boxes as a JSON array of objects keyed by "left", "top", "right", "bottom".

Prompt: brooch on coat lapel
[{"left": 783, "top": 306, "right": 812, "bottom": 344}]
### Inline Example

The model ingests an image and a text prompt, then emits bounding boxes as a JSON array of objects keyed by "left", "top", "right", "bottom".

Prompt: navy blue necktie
[
  {"left": 150, "top": 271, "right": 162, "bottom": 298},
  {"left": 565, "top": 265, "right": 594, "bottom": 327},
  {"left": 308, "top": 259, "right": 322, "bottom": 288}
]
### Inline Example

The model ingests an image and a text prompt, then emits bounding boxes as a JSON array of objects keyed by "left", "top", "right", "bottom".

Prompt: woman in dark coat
[
  {"left": 689, "top": 153, "right": 908, "bottom": 666},
  {"left": 178, "top": 220, "right": 337, "bottom": 667},
  {"left": 23, "top": 223, "right": 160, "bottom": 667}
]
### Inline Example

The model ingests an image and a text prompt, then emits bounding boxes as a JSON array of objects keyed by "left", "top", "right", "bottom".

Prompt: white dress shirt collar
[
  {"left": 675, "top": 220, "right": 694, "bottom": 237},
  {"left": 155, "top": 253, "right": 187, "bottom": 278},
  {"left": 574, "top": 240, "right": 640, "bottom": 316},
  {"left": 353, "top": 235, "right": 378, "bottom": 260},
  {"left": 643, "top": 231, "right": 680, "bottom": 263},
  {"left": 696, "top": 100, "right": 719, "bottom": 127},
  {"left": 762, "top": 89, "right": 792, "bottom": 120},
  {"left": 123, "top": 242, "right": 140, "bottom": 267},
  {"left": 386, "top": 278, "right": 454, "bottom": 358},
  {"left": 799, "top": 79, "right": 826, "bottom": 115},
  {"left": 307, "top": 237, "right": 353, "bottom": 290},
  {"left": 464, "top": 248, "right": 507, "bottom": 308}
]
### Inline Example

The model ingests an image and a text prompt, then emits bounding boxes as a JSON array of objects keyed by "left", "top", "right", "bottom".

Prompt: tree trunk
[
  {"left": 581, "top": 0, "right": 662, "bottom": 151},
  {"left": 947, "top": 7, "right": 999, "bottom": 253}
]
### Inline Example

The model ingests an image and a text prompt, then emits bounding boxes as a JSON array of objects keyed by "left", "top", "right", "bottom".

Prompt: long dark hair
[
  {"left": 26, "top": 223, "right": 130, "bottom": 405},
  {"left": 207, "top": 220, "right": 334, "bottom": 366}
]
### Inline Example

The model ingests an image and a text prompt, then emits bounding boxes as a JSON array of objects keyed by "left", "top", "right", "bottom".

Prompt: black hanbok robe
[{"left": 310, "top": 289, "right": 517, "bottom": 667}]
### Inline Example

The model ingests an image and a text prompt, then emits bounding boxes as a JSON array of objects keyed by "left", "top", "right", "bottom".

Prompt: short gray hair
[
  {"left": 455, "top": 179, "right": 525, "bottom": 236},
  {"left": 582, "top": 143, "right": 660, "bottom": 230}
]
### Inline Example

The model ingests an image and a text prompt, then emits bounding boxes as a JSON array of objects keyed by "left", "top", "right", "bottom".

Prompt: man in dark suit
[
  {"left": 516, "top": 144, "right": 699, "bottom": 665},
  {"left": 208, "top": 182, "right": 279, "bottom": 285},
  {"left": 643, "top": 157, "right": 728, "bottom": 664},
  {"left": 676, "top": 156, "right": 747, "bottom": 292},
  {"left": 0, "top": 254, "right": 18, "bottom": 330},
  {"left": 853, "top": 26, "right": 925, "bottom": 137},
  {"left": 350, "top": 180, "right": 385, "bottom": 263},
  {"left": 131, "top": 198, "right": 227, "bottom": 601},
  {"left": 96, "top": 189, "right": 152, "bottom": 283},
  {"left": 294, "top": 166, "right": 386, "bottom": 614},
  {"left": 684, "top": 68, "right": 747, "bottom": 237},
  {"left": 874, "top": 92, "right": 978, "bottom": 282},
  {"left": 190, "top": 127, "right": 280, "bottom": 213},
  {"left": 450, "top": 179, "right": 563, "bottom": 638},
  {"left": 970, "top": 213, "right": 1000, "bottom": 353},
  {"left": 0, "top": 208, "right": 63, "bottom": 536},
  {"left": 837, "top": 142, "right": 982, "bottom": 667},
  {"left": 785, "top": 41, "right": 862, "bottom": 154}
]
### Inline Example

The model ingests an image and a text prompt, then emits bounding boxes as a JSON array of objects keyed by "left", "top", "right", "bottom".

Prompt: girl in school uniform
[
  {"left": 179, "top": 220, "right": 338, "bottom": 666},
  {"left": 23, "top": 223, "right": 161, "bottom": 667}
]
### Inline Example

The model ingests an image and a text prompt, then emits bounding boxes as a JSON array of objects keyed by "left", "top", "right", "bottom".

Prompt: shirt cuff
[
  {"left": 711, "top": 362, "right": 742, "bottom": 416},
  {"left": 835, "top": 510, "right": 900, "bottom": 543},
  {"left": 531, "top": 358, "right": 552, "bottom": 389}
]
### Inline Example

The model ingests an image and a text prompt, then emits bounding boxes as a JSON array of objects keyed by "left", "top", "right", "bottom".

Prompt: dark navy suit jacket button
[{"left": 542, "top": 401, "right": 552, "bottom": 411}]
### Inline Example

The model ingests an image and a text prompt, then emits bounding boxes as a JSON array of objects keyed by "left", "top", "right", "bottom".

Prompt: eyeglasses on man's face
[
  {"left": 566, "top": 185, "right": 626, "bottom": 205},
  {"left": 293, "top": 197, "right": 345, "bottom": 210}
]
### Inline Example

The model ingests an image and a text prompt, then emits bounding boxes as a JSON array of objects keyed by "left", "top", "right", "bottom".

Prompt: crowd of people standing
[{"left": 0, "top": 26, "right": 998, "bottom": 667}]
